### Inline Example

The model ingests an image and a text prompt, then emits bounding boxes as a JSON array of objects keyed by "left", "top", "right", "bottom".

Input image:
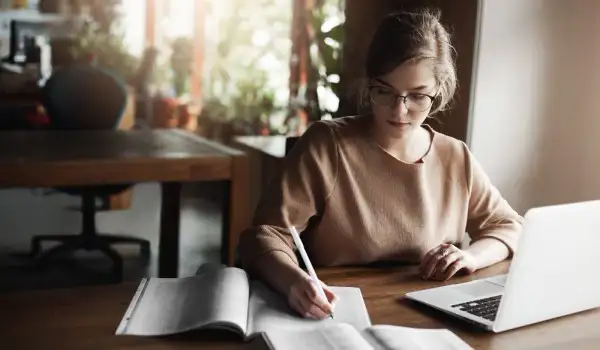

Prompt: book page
[
  {"left": 265, "top": 323, "right": 375, "bottom": 350},
  {"left": 364, "top": 325, "right": 473, "bottom": 350},
  {"left": 246, "top": 280, "right": 371, "bottom": 337},
  {"left": 121, "top": 265, "right": 250, "bottom": 336}
]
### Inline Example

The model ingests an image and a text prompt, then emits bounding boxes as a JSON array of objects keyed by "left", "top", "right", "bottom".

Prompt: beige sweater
[{"left": 238, "top": 115, "right": 523, "bottom": 271}]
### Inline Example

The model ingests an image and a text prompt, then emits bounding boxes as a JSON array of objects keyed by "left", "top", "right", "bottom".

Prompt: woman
[{"left": 238, "top": 9, "right": 522, "bottom": 320}]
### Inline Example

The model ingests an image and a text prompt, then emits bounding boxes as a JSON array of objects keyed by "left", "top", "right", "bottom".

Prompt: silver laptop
[{"left": 405, "top": 200, "right": 600, "bottom": 333}]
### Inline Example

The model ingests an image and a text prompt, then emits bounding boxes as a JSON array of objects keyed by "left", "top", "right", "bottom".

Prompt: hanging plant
[{"left": 70, "top": 0, "right": 140, "bottom": 82}]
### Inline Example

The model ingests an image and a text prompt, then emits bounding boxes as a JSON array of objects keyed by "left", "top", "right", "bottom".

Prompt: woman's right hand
[{"left": 288, "top": 273, "right": 338, "bottom": 319}]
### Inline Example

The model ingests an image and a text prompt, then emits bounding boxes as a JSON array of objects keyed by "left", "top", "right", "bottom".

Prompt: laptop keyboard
[{"left": 451, "top": 295, "right": 502, "bottom": 321}]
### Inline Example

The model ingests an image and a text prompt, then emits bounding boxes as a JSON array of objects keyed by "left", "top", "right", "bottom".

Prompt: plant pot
[
  {"left": 177, "top": 103, "right": 198, "bottom": 132},
  {"left": 39, "top": 0, "right": 68, "bottom": 13},
  {"left": 152, "top": 97, "right": 179, "bottom": 128}
]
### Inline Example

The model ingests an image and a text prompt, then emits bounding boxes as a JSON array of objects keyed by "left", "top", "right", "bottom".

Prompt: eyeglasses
[{"left": 368, "top": 82, "right": 436, "bottom": 112}]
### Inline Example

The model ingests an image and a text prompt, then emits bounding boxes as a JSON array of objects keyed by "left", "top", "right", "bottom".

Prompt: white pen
[{"left": 288, "top": 225, "right": 334, "bottom": 319}]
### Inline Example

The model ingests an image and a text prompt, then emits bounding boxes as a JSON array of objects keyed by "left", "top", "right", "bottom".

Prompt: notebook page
[
  {"left": 365, "top": 325, "right": 473, "bottom": 350},
  {"left": 246, "top": 280, "right": 371, "bottom": 337},
  {"left": 122, "top": 265, "right": 250, "bottom": 336},
  {"left": 265, "top": 323, "right": 375, "bottom": 350}
]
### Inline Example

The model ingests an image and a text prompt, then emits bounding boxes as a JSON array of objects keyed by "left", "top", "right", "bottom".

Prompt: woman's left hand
[{"left": 419, "top": 243, "right": 478, "bottom": 281}]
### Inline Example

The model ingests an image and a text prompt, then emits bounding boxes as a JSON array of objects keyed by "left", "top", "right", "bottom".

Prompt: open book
[
  {"left": 266, "top": 323, "right": 473, "bottom": 350},
  {"left": 115, "top": 264, "right": 472, "bottom": 350},
  {"left": 115, "top": 263, "right": 371, "bottom": 338}
]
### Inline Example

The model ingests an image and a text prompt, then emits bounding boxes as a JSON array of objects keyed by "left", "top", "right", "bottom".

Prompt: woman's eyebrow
[
  {"left": 372, "top": 78, "right": 395, "bottom": 89},
  {"left": 372, "top": 78, "right": 432, "bottom": 92}
]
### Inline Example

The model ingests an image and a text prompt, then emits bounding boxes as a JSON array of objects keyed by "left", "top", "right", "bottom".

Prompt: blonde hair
[{"left": 361, "top": 8, "right": 457, "bottom": 115}]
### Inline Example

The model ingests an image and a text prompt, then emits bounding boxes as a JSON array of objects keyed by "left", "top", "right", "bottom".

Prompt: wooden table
[
  {"left": 324, "top": 262, "right": 600, "bottom": 349},
  {"left": 233, "top": 135, "right": 287, "bottom": 159},
  {"left": 2, "top": 261, "right": 599, "bottom": 349},
  {"left": 0, "top": 129, "right": 250, "bottom": 275}
]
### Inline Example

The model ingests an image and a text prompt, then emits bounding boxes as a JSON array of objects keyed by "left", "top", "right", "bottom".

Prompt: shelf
[{"left": 0, "top": 8, "right": 66, "bottom": 22}]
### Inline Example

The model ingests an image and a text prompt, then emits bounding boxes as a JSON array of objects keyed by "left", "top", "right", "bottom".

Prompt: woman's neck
[{"left": 370, "top": 123, "right": 431, "bottom": 163}]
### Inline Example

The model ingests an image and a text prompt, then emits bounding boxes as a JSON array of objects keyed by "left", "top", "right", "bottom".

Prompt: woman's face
[{"left": 369, "top": 59, "right": 437, "bottom": 139}]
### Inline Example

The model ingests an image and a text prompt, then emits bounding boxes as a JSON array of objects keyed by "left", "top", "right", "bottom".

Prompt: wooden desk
[
  {"left": 324, "top": 262, "right": 600, "bottom": 349},
  {"left": 233, "top": 135, "right": 287, "bottom": 159},
  {"left": 0, "top": 129, "right": 250, "bottom": 274},
  {"left": 0, "top": 86, "right": 137, "bottom": 210},
  {"left": 2, "top": 262, "right": 599, "bottom": 349}
]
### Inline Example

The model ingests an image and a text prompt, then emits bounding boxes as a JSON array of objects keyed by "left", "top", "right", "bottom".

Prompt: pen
[{"left": 288, "top": 225, "right": 334, "bottom": 320}]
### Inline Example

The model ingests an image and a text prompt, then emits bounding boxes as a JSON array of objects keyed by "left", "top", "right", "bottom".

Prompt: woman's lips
[{"left": 387, "top": 121, "right": 411, "bottom": 128}]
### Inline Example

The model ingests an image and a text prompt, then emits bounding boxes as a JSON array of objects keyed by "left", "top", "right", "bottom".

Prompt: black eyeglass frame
[{"left": 367, "top": 78, "right": 437, "bottom": 112}]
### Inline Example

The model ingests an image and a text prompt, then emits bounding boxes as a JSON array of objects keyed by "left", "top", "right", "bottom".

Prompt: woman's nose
[{"left": 392, "top": 97, "right": 409, "bottom": 117}]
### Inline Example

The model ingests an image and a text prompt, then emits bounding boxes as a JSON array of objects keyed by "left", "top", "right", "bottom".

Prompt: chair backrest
[
  {"left": 285, "top": 136, "right": 299, "bottom": 155},
  {"left": 42, "top": 65, "right": 127, "bottom": 130}
]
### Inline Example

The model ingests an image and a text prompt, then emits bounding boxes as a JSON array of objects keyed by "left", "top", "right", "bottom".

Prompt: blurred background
[
  {"left": 4, "top": 0, "right": 599, "bottom": 296},
  {"left": 0, "top": 0, "right": 348, "bottom": 138}
]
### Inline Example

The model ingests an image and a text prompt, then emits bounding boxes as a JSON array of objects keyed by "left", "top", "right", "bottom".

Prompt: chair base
[{"left": 30, "top": 233, "right": 151, "bottom": 282}]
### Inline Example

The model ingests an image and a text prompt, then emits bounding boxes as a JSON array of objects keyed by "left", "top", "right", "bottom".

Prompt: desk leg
[
  {"left": 159, "top": 182, "right": 182, "bottom": 277},
  {"left": 222, "top": 154, "right": 250, "bottom": 266}
]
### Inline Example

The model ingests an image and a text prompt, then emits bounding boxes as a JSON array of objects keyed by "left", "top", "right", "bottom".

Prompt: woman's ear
[{"left": 360, "top": 87, "right": 371, "bottom": 109}]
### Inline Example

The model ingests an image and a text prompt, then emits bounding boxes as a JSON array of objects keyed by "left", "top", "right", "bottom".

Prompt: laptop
[{"left": 405, "top": 200, "right": 600, "bottom": 333}]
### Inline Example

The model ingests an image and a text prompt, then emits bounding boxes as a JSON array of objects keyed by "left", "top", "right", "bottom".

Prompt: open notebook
[
  {"left": 266, "top": 324, "right": 473, "bottom": 350},
  {"left": 115, "top": 264, "right": 472, "bottom": 350},
  {"left": 115, "top": 263, "right": 370, "bottom": 338}
]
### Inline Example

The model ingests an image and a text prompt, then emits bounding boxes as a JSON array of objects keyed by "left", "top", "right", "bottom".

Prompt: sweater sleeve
[
  {"left": 463, "top": 144, "right": 524, "bottom": 255},
  {"left": 238, "top": 121, "right": 339, "bottom": 271}
]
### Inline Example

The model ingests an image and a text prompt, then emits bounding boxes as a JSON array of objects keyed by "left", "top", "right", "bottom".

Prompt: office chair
[{"left": 30, "top": 65, "right": 150, "bottom": 280}]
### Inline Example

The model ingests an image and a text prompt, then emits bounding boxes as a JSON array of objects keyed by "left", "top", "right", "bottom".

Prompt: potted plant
[
  {"left": 168, "top": 37, "right": 198, "bottom": 131},
  {"left": 170, "top": 37, "right": 193, "bottom": 99}
]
